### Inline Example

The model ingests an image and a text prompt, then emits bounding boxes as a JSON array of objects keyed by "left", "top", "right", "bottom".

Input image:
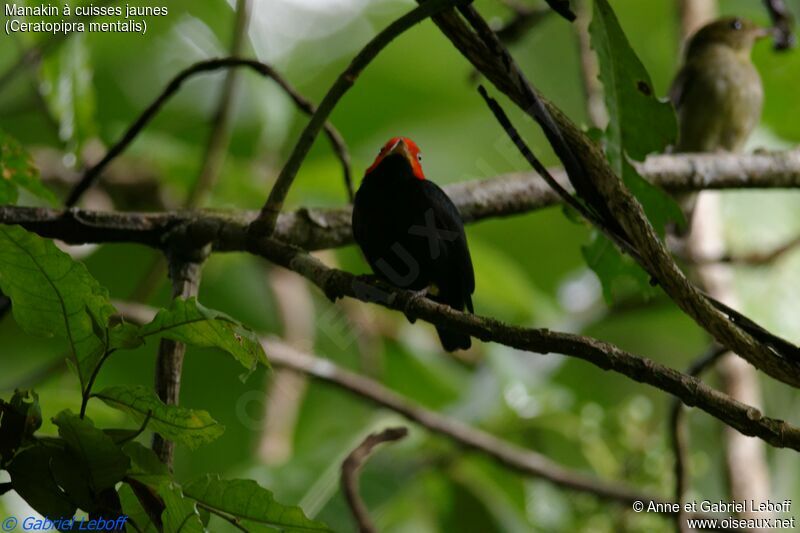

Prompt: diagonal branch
[
  {"left": 249, "top": 236, "right": 800, "bottom": 451},
  {"left": 249, "top": 0, "right": 469, "bottom": 236},
  {"left": 64, "top": 58, "right": 351, "bottom": 207},
  {"left": 425, "top": 3, "right": 800, "bottom": 388}
]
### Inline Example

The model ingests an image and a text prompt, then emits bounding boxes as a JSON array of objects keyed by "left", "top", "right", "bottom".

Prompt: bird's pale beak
[
  {"left": 754, "top": 26, "right": 773, "bottom": 40},
  {"left": 386, "top": 138, "right": 413, "bottom": 163}
]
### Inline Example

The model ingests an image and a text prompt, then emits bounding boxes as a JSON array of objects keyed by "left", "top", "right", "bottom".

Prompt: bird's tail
[{"left": 432, "top": 292, "right": 472, "bottom": 352}]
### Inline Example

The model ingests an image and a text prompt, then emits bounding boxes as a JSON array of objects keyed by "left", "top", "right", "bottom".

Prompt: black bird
[{"left": 352, "top": 137, "right": 475, "bottom": 351}]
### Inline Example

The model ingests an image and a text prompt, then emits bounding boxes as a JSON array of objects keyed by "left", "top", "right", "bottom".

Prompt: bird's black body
[{"left": 352, "top": 153, "right": 475, "bottom": 351}]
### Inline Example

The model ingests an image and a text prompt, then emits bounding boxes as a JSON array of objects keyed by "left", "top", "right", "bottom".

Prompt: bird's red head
[{"left": 365, "top": 137, "right": 425, "bottom": 180}]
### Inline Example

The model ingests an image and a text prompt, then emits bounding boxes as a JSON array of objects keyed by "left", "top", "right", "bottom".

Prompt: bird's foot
[{"left": 399, "top": 288, "right": 428, "bottom": 324}]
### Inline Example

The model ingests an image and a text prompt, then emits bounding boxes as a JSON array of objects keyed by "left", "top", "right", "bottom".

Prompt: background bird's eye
[
  {"left": 417, "top": 154, "right": 422, "bottom": 161},
  {"left": 730, "top": 19, "right": 743, "bottom": 30}
]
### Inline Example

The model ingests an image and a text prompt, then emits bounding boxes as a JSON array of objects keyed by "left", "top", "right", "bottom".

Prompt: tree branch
[
  {"left": 152, "top": 248, "right": 207, "bottom": 469},
  {"left": 4, "top": 149, "right": 800, "bottom": 251},
  {"left": 670, "top": 345, "right": 726, "bottom": 533},
  {"left": 250, "top": 236, "right": 800, "bottom": 451},
  {"left": 64, "top": 58, "right": 351, "bottom": 207},
  {"left": 341, "top": 426, "right": 408, "bottom": 533},
  {"left": 249, "top": 0, "right": 469, "bottom": 236}
]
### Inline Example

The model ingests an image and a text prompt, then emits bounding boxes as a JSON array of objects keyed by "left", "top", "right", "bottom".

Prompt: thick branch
[
  {"left": 251, "top": 236, "right": 800, "bottom": 451},
  {"left": 341, "top": 427, "right": 408, "bottom": 533},
  {"left": 64, "top": 58, "right": 350, "bottom": 207},
  {"left": 250, "top": 0, "right": 468, "bottom": 235},
  {"left": 4, "top": 149, "right": 800, "bottom": 251}
]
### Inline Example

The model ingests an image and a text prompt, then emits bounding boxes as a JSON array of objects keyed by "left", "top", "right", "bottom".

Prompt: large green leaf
[
  {"left": 0, "top": 130, "right": 57, "bottom": 205},
  {"left": 0, "top": 225, "right": 115, "bottom": 389},
  {"left": 184, "top": 475, "right": 334, "bottom": 532},
  {"left": 122, "top": 441, "right": 171, "bottom": 487},
  {"left": 138, "top": 297, "right": 268, "bottom": 377},
  {"left": 588, "top": 0, "right": 683, "bottom": 301},
  {"left": 582, "top": 234, "right": 658, "bottom": 304},
  {"left": 159, "top": 483, "right": 205, "bottom": 533},
  {"left": 94, "top": 385, "right": 224, "bottom": 450},
  {"left": 52, "top": 410, "right": 130, "bottom": 491},
  {"left": 119, "top": 483, "right": 160, "bottom": 533}
]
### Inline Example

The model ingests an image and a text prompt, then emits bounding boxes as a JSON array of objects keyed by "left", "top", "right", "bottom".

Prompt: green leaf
[
  {"left": 122, "top": 441, "right": 171, "bottom": 487},
  {"left": 587, "top": 0, "right": 683, "bottom": 301},
  {"left": 0, "top": 390, "right": 42, "bottom": 465},
  {"left": 6, "top": 444, "right": 77, "bottom": 518},
  {"left": 183, "top": 475, "right": 334, "bottom": 532},
  {"left": 582, "top": 233, "right": 658, "bottom": 304},
  {"left": 0, "top": 225, "right": 115, "bottom": 389},
  {"left": 39, "top": 33, "right": 97, "bottom": 158},
  {"left": 589, "top": 0, "right": 684, "bottom": 233},
  {"left": 590, "top": 0, "right": 677, "bottom": 166},
  {"left": 94, "top": 385, "right": 224, "bottom": 450},
  {"left": 0, "top": 129, "right": 57, "bottom": 205},
  {"left": 109, "top": 321, "right": 145, "bottom": 350},
  {"left": 159, "top": 482, "right": 205, "bottom": 533},
  {"left": 52, "top": 410, "right": 130, "bottom": 491},
  {"left": 119, "top": 483, "right": 160, "bottom": 533},
  {"left": 138, "top": 297, "right": 268, "bottom": 377}
]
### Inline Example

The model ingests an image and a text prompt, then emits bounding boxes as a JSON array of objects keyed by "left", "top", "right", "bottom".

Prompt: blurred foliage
[{"left": 1, "top": 0, "right": 800, "bottom": 531}]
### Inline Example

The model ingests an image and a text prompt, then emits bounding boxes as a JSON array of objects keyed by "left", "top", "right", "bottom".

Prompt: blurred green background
[{"left": 2, "top": 0, "right": 800, "bottom": 531}]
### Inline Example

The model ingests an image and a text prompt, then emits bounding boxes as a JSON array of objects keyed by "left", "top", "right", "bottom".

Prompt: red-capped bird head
[{"left": 366, "top": 136, "right": 425, "bottom": 180}]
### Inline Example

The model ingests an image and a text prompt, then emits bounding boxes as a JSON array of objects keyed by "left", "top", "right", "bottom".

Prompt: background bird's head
[
  {"left": 366, "top": 137, "right": 425, "bottom": 180},
  {"left": 686, "top": 17, "right": 770, "bottom": 58}
]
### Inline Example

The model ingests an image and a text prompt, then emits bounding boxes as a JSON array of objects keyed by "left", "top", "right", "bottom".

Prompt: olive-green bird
[{"left": 671, "top": 17, "right": 769, "bottom": 152}]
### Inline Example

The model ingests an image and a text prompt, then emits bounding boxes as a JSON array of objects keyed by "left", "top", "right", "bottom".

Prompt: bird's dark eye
[
  {"left": 417, "top": 154, "right": 422, "bottom": 162},
  {"left": 730, "top": 18, "right": 743, "bottom": 30}
]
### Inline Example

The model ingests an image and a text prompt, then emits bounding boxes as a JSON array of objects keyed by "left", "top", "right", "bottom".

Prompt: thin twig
[
  {"left": 250, "top": 0, "right": 468, "bottom": 235},
  {"left": 495, "top": 4, "right": 551, "bottom": 43},
  {"left": 64, "top": 58, "right": 351, "bottom": 207},
  {"left": 542, "top": 0, "right": 576, "bottom": 21},
  {"left": 342, "top": 427, "right": 409, "bottom": 533},
  {"left": 691, "top": 234, "right": 800, "bottom": 266},
  {"left": 185, "top": 0, "right": 252, "bottom": 208},
  {"left": 763, "top": 0, "right": 795, "bottom": 50},
  {"left": 669, "top": 345, "right": 727, "bottom": 533}
]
